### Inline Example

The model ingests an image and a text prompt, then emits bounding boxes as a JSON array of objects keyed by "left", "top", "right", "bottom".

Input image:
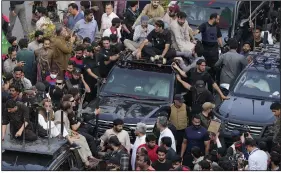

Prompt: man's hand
[
  {"left": 95, "top": 108, "right": 101, "bottom": 115},
  {"left": 85, "top": 86, "right": 91, "bottom": 93},
  {"left": 136, "top": 50, "right": 142, "bottom": 59},
  {"left": 17, "top": 61, "right": 25, "bottom": 67},
  {"left": 176, "top": 74, "right": 182, "bottom": 81},
  {"left": 70, "top": 36, "right": 76, "bottom": 43},
  {"left": 172, "top": 62, "right": 179, "bottom": 69},
  {"left": 11, "top": 11, "right": 17, "bottom": 17},
  {"left": 15, "top": 130, "right": 23, "bottom": 138},
  {"left": 220, "top": 95, "right": 230, "bottom": 101}
]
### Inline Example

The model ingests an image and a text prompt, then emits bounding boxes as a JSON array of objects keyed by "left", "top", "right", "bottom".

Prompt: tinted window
[
  {"left": 179, "top": 1, "right": 235, "bottom": 29},
  {"left": 102, "top": 67, "right": 174, "bottom": 100},
  {"left": 233, "top": 70, "right": 280, "bottom": 100}
]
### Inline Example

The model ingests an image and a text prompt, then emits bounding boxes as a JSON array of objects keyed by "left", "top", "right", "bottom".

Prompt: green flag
[{"left": 2, "top": 31, "right": 11, "bottom": 55}]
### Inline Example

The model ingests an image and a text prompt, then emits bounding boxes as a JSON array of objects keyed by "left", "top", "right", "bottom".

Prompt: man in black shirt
[
  {"left": 98, "top": 36, "right": 120, "bottom": 78},
  {"left": 122, "top": 1, "right": 139, "bottom": 40},
  {"left": 2, "top": 100, "right": 37, "bottom": 141},
  {"left": 136, "top": 20, "right": 176, "bottom": 62},
  {"left": 247, "top": 25, "right": 268, "bottom": 50},
  {"left": 194, "top": 13, "right": 223, "bottom": 81},
  {"left": 65, "top": 68, "right": 91, "bottom": 94},
  {"left": 152, "top": 146, "right": 173, "bottom": 171}
]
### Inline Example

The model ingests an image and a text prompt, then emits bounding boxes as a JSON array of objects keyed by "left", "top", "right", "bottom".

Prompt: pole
[
  {"left": 94, "top": 51, "right": 100, "bottom": 139},
  {"left": 60, "top": 110, "right": 64, "bottom": 139},
  {"left": 47, "top": 110, "right": 50, "bottom": 148}
]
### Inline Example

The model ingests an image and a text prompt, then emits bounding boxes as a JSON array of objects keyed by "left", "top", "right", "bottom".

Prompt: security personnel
[{"left": 194, "top": 13, "right": 223, "bottom": 83}]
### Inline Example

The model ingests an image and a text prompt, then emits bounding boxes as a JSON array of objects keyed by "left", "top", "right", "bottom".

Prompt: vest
[
  {"left": 170, "top": 104, "right": 188, "bottom": 130},
  {"left": 202, "top": 23, "right": 218, "bottom": 43}
]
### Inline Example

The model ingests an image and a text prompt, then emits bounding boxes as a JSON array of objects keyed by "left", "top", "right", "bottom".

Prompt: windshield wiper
[
  {"left": 102, "top": 93, "right": 140, "bottom": 100},
  {"left": 137, "top": 97, "right": 167, "bottom": 102}
]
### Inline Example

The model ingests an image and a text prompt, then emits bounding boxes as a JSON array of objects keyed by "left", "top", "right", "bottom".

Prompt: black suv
[
  {"left": 85, "top": 54, "right": 177, "bottom": 142},
  {"left": 213, "top": 44, "right": 280, "bottom": 142}
]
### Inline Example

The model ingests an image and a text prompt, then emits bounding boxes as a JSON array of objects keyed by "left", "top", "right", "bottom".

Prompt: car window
[
  {"left": 233, "top": 70, "right": 280, "bottom": 100},
  {"left": 102, "top": 67, "right": 173, "bottom": 100},
  {"left": 55, "top": 153, "right": 77, "bottom": 171},
  {"left": 179, "top": 1, "right": 235, "bottom": 29}
]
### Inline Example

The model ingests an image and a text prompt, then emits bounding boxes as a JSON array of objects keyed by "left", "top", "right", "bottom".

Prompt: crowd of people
[{"left": 1, "top": 0, "right": 281, "bottom": 171}]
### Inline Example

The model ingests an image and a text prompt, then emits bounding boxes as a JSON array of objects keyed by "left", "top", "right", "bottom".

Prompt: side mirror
[
  {"left": 224, "top": 37, "right": 229, "bottom": 43},
  {"left": 220, "top": 83, "right": 230, "bottom": 91}
]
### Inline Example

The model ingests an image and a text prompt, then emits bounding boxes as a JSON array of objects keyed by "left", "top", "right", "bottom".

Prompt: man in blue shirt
[
  {"left": 67, "top": 3, "right": 84, "bottom": 30},
  {"left": 73, "top": 9, "right": 99, "bottom": 42},
  {"left": 180, "top": 114, "right": 210, "bottom": 168}
]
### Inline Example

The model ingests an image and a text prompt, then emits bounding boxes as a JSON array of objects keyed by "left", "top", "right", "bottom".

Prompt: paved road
[{"left": 2, "top": 1, "right": 34, "bottom": 40}]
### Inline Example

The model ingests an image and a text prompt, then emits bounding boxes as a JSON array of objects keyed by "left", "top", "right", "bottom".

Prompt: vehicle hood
[
  {"left": 86, "top": 97, "right": 167, "bottom": 124},
  {"left": 217, "top": 96, "right": 275, "bottom": 124}
]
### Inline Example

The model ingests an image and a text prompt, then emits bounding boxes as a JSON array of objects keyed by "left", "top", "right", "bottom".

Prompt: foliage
[{"left": 28, "top": 22, "right": 56, "bottom": 42}]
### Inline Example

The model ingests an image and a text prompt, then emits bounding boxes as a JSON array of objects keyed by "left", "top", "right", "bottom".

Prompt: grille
[{"left": 224, "top": 122, "right": 263, "bottom": 136}]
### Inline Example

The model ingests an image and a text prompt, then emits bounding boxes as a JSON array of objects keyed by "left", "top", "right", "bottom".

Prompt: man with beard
[
  {"left": 7, "top": 36, "right": 19, "bottom": 52},
  {"left": 136, "top": 154, "right": 155, "bottom": 171},
  {"left": 194, "top": 13, "right": 223, "bottom": 83},
  {"left": 11, "top": 67, "right": 32, "bottom": 91},
  {"left": 163, "top": 4, "right": 180, "bottom": 27},
  {"left": 138, "top": 134, "right": 159, "bottom": 163},
  {"left": 100, "top": 119, "right": 131, "bottom": 153},
  {"left": 181, "top": 115, "right": 210, "bottom": 168},
  {"left": 98, "top": 36, "right": 120, "bottom": 78},
  {"left": 50, "top": 77, "right": 68, "bottom": 110},
  {"left": 28, "top": 31, "right": 44, "bottom": 52},
  {"left": 240, "top": 41, "right": 252, "bottom": 57},
  {"left": 73, "top": 9, "right": 99, "bottom": 43},
  {"left": 65, "top": 68, "right": 91, "bottom": 94},
  {"left": 34, "top": 38, "right": 55, "bottom": 82},
  {"left": 122, "top": 1, "right": 139, "bottom": 40},
  {"left": 102, "top": 18, "right": 122, "bottom": 42},
  {"left": 70, "top": 45, "right": 86, "bottom": 70},
  {"left": 133, "top": 0, "right": 165, "bottom": 28},
  {"left": 51, "top": 24, "right": 75, "bottom": 77},
  {"left": 152, "top": 146, "right": 173, "bottom": 171},
  {"left": 170, "top": 11, "right": 195, "bottom": 53},
  {"left": 136, "top": 20, "right": 176, "bottom": 62},
  {"left": 3, "top": 47, "right": 24, "bottom": 74},
  {"left": 8, "top": 84, "right": 22, "bottom": 102}
]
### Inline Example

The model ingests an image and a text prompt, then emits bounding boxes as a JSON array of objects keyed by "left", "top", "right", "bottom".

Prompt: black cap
[
  {"left": 35, "top": 82, "right": 46, "bottom": 92},
  {"left": 73, "top": 68, "right": 82, "bottom": 75},
  {"left": 174, "top": 94, "right": 184, "bottom": 102},
  {"left": 91, "top": 41, "right": 99, "bottom": 47}
]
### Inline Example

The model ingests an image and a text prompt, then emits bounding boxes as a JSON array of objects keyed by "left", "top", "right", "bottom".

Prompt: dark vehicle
[
  {"left": 213, "top": 44, "right": 280, "bottom": 143},
  {"left": 2, "top": 137, "right": 84, "bottom": 170},
  {"left": 85, "top": 54, "right": 177, "bottom": 142}
]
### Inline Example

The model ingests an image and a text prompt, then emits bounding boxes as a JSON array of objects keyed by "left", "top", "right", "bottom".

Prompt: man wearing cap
[
  {"left": 124, "top": 15, "right": 154, "bottom": 52},
  {"left": 133, "top": 0, "right": 165, "bottom": 28},
  {"left": 167, "top": 94, "right": 189, "bottom": 153},
  {"left": 163, "top": 4, "right": 180, "bottom": 27},
  {"left": 131, "top": 122, "right": 147, "bottom": 170},
  {"left": 65, "top": 67, "right": 91, "bottom": 93},
  {"left": 198, "top": 102, "right": 215, "bottom": 129}
]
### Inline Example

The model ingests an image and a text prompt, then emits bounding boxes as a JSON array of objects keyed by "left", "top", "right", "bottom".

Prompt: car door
[{"left": 52, "top": 152, "right": 81, "bottom": 171}]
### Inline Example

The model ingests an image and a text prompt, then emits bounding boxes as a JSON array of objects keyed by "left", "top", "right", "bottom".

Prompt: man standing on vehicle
[
  {"left": 194, "top": 13, "right": 223, "bottom": 83},
  {"left": 270, "top": 102, "right": 281, "bottom": 146},
  {"left": 214, "top": 38, "right": 247, "bottom": 87},
  {"left": 2, "top": 99, "right": 37, "bottom": 141}
]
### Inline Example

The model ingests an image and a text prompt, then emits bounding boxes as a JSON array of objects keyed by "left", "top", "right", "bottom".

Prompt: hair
[
  {"left": 228, "top": 38, "right": 238, "bottom": 49},
  {"left": 37, "top": 7, "right": 47, "bottom": 16},
  {"left": 191, "top": 146, "right": 202, "bottom": 158},
  {"left": 192, "top": 114, "right": 201, "bottom": 121},
  {"left": 270, "top": 102, "right": 281, "bottom": 110},
  {"left": 8, "top": 36, "right": 17, "bottom": 44},
  {"left": 75, "top": 44, "right": 85, "bottom": 52},
  {"left": 84, "top": 9, "right": 93, "bottom": 16},
  {"left": 140, "top": 154, "right": 151, "bottom": 165},
  {"left": 35, "top": 30, "right": 44, "bottom": 38},
  {"left": 8, "top": 46, "right": 17, "bottom": 54},
  {"left": 161, "top": 136, "right": 172, "bottom": 147},
  {"left": 83, "top": 37, "right": 91, "bottom": 44},
  {"left": 199, "top": 160, "right": 211, "bottom": 170},
  {"left": 172, "top": 155, "right": 182, "bottom": 163},
  {"left": 270, "top": 151, "right": 281, "bottom": 165},
  {"left": 196, "top": 58, "right": 206, "bottom": 66},
  {"left": 219, "top": 159, "right": 235, "bottom": 171},
  {"left": 177, "top": 11, "right": 187, "bottom": 19},
  {"left": 138, "top": 147, "right": 148, "bottom": 155},
  {"left": 68, "top": 60, "right": 76, "bottom": 66},
  {"left": 110, "top": 34, "right": 118, "bottom": 43},
  {"left": 13, "top": 66, "right": 23, "bottom": 73},
  {"left": 9, "top": 84, "right": 21, "bottom": 93},
  {"left": 244, "top": 138, "right": 257, "bottom": 147},
  {"left": 108, "top": 135, "right": 121, "bottom": 147},
  {"left": 55, "top": 24, "right": 64, "bottom": 36},
  {"left": 6, "top": 99, "right": 17, "bottom": 109},
  {"left": 129, "top": 1, "right": 138, "bottom": 7},
  {"left": 105, "top": 2, "right": 113, "bottom": 8},
  {"left": 136, "top": 122, "right": 147, "bottom": 134},
  {"left": 102, "top": 36, "right": 110, "bottom": 42},
  {"left": 61, "top": 101, "right": 71, "bottom": 111},
  {"left": 62, "top": 94, "right": 73, "bottom": 102},
  {"left": 157, "top": 116, "right": 168, "bottom": 127},
  {"left": 112, "top": 17, "right": 121, "bottom": 26},
  {"left": 18, "top": 38, "right": 28, "bottom": 49},
  {"left": 155, "top": 20, "right": 165, "bottom": 29},
  {"left": 80, "top": 1, "right": 90, "bottom": 9},
  {"left": 254, "top": 25, "right": 262, "bottom": 32},
  {"left": 145, "top": 134, "right": 157, "bottom": 142},
  {"left": 243, "top": 41, "right": 251, "bottom": 46},
  {"left": 212, "top": 165, "right": 224, "bottom": 171},
  {"left": 43, "top": 37, "right": 51, "bottom": 43},
  {"left": 113, "top": 118, "right": 124, "bottom": 126},
  {"left": 258, "top": 141, "right": 268, "bottom": 152},
  {"left": 156, "top": 146, "right": 167, "bottom": 154},
  {"left": 210, "top": 13, "right": 219, "bottom": 20},
  {"left": 194, "top": 41, "right": 204, "bottom": 57},
  {"left": 68, "top": 3, "right": 79, "bottom": 10},
  {"left": 68, "top": 88, "right": 79, "bottom": 98}
]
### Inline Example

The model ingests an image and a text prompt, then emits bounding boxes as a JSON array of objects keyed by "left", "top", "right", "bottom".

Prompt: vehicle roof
[{"left": 2, "top": 137, "right": 67, "bottom": 156}]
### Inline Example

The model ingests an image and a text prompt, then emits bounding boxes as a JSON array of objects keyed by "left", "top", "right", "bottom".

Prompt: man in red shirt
[{"left": 138, "top": 134, "right": 159, "bottom": 163}]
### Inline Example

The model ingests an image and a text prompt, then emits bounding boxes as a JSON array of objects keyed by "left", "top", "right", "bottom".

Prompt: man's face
[
  {"left": 215, "top": 15, "right": 220, "bottom": 24},
  {"left": 9, "top": 87, "right": 19, "bottom": 98},
  {"left": 56, "top": 79, "right": 65, "bottom": 89},
  {"left": 69, "top": 97, "right": 76, "bottom": 107},
  {"left": 93, "top": 46, "right": 101, "bottom": 52},
  {"left": 242, "top": 44, "right": 251, "bottom": 53},
  {"left": 272, "top": 109, "right": 281, "bottom": 117},
  {"left": 86, "top": 13, "right": 93, "bottom": 22},
  {"left": 103, "top": 40, "right": 110, "bottom": 49},
  {"left": 147, "top": 141, "right": 156, "bottom": 149},
  {"left": 43, "top": 40, "right": 50, "bottom": 49},
  {"left": 67, "top": 65, "right": 74, "bottom": 72},
  {"left": 7, "top": 106, "right": 17, "bottom": 113},
  {"left": 10, "top": 51, "right": 17, "bottom": 61},
  {"left": 114, "top": 124, "right": 123, "bottom": 132},
  {"left": 172, "top": 162, "right": 181, "bottom": 169},
  {"left": 14, "top": 71, "right": 22, "bottom": 80},
  {"left": 105, "top": 5, "right": 113, "bottom": 15},
  {"left": 141, "top": 22, "right": 148, "bottom": 29},
  {"left": 76, "top": 50, "right": 83, "bottom": 59},
  {"left": 192, "top": 118, "right": 201, "bottom": 127},
  {"left": 154, "top": 24, "right": 161, "bottom": 33},
  {"left": 37, "top": 35, "right": 43, "bottom": 43},
  {"left": 174, "top": 100, "right": 182, "bottom": 108},
  {"left": 137, "top": 156, "right": 145, "bottom": 168},
  {"left": 44, "top": 101, "right": 52, "bottom": 111},
  {"left": 157, "top": 151, "right": 166, "bottom": 162},
  {"left": 12, "top": 40, "right": 18, "bottom": 47},
  {"left": 197, "top": 62, "right": 206, "bottom": 72},
  {"left": 254, "top": 29, "right": 261, "bottom": 39},
  {"left": 169, "top": 11, "right": 176, "bottom": 17},
  {"left": 73, "top": 73, "right": 80, "bottom": 80},
  {"left": 152, "top": 1, "right": 160, "bottom": 8},
  {"left": 68, "top": 6, "right": 76, "bottom": 15},
  {"left": 177, "top": 17, "right": 186, "bottom": 26}
]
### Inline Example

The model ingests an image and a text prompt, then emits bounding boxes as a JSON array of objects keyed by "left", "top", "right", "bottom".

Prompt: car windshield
[
  {"left": 179, "top": 1, "right": 235, "bottom": 29},
  {"left": 233, "top": 70, "right": 280, "bottom": 100},
  {"left": 102, "top": 67, "right": 174, "bottom": 101}
]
